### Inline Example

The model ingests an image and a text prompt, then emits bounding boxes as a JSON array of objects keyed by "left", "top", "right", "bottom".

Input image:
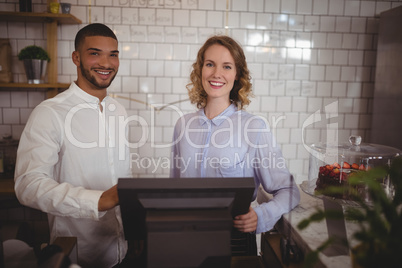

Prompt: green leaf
[
  {"left": 302, "top": 238, "right": 334, "bottom": 268},
  {"left": 297, "top": 209, "right": 325, "bottom": 230}
]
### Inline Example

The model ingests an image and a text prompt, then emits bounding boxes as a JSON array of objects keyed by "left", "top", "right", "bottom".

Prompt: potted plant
[
  {"left": 17, "top": 45, "right": 50, "bottom": 84},
  {"left": 297, "top": 156, "right": 402, "bottom": 268}
]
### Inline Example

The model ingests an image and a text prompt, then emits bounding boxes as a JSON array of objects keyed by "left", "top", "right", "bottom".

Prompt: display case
[{"left": 301, "top": 135, "right": 401, "bottom": 202}]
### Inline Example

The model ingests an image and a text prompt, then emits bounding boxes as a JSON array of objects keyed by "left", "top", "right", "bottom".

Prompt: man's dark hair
[{"left": 74, "top": 23, "right": 117, "bottom": 51}]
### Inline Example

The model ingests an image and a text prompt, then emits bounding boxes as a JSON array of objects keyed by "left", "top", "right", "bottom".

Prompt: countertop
[{"left": 275, "top": 186, "right": 361, "bottom": 268}]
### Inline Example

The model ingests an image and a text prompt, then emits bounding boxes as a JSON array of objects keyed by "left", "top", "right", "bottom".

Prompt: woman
[{"left": 170, "top": 35, "right": 300, "bottom": 255}]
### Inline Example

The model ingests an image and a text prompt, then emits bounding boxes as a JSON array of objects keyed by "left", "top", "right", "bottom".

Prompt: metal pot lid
[{"left": 309, "top": 135, "right": 401, "bottom": 159}]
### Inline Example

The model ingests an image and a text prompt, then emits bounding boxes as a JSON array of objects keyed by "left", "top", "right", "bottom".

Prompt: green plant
[
  {"left": 18, "top": 45, "right": 50, "bottom": 62},
  {"left": 298, "top": 156, "right": 402, "bottom": 268}
]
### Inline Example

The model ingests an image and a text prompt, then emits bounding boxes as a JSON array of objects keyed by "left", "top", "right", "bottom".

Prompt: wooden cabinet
[{"left": 0, "top": 11, "right": 81, "bottom": 97}]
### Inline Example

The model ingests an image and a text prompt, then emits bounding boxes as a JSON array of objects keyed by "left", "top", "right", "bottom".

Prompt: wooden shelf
[
  {"left": 0, "top": 83, "right": 70, "bottom": 89},
  {"left": 0, "top": 11, "right": 82, "bottom": 24},
  {"left": 0, "top": 83, "right": 69, "bottom": 98},
  {"left": 1, "top": 8, "right": 80, "bottom": 97}
]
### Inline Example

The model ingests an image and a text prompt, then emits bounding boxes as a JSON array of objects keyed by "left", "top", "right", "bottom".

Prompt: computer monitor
[{"left": 117, "top": 177, "right": 255, "bottom": 268}]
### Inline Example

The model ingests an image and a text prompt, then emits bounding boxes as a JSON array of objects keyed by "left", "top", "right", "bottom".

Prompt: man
[{"left": 14, "top": 23, "right": 131, "bottom": 268}]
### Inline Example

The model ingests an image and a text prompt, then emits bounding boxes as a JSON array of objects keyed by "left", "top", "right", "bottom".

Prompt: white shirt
[
  {"left": 14, "top": 82, "right": 132, "bottom": 268},
  {"left": 171, "top": 104, "right": 300, "bottom": 233}
]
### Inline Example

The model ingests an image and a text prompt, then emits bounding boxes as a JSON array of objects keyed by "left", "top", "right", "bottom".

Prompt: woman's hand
[{"left": 233, "top": 206, "right": 258, "bottom": 233}]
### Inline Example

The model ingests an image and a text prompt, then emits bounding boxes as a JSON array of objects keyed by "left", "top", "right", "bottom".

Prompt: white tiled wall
[{"left": 1, "top": 0, "right": 402, "bottom": 183}]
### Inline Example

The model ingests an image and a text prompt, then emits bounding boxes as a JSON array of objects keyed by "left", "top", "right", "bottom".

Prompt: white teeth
[
  {"left": 96, "top": 71, "right": 110, "bottom": 75},
  {"left": 210, "top": 81, "right": 224, "bottom": 86}
]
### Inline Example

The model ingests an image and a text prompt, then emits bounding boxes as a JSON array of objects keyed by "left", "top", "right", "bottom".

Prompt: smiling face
[
  {"left": 73, "top": 35, "right": 119, "bottom": 93},
  {"left": 201, "top": 44, "right": 237, "bottom": 105}
]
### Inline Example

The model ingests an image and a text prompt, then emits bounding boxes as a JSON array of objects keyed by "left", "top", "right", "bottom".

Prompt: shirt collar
[
  {"left": 199, "top": 103, "right": 237, "bottom": 126},
  {"left": 71, "top": 81, "right": 109, "bottom": 107}
]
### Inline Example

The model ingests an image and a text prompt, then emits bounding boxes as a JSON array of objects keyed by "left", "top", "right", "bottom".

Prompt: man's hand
[
  {"left": 233, "top": 206, "right": 258, "bottom": 233},
  {"left": 98, "top": 185, "right": 119, "bottom": 211}
]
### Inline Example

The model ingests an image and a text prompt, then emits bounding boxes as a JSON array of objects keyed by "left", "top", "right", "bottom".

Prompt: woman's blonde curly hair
[{"left": 187, "top": 35, "right": 253, "bottom": 110}]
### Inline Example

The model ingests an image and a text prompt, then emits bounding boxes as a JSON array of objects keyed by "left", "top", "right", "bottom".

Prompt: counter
[
  {"left": 2, "top": 180, "right": 359, "bottom": 267},
  {"left": 275, "top": 186, "right": 361, "bottom": 268}
]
